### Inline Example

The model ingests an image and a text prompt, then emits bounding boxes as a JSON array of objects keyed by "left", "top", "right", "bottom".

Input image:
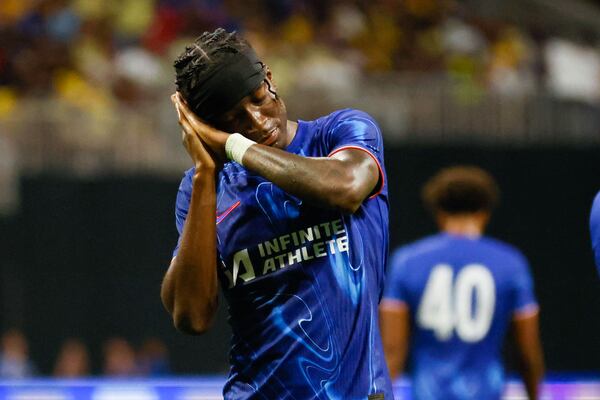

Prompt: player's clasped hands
[
  {"left": 171, "top": 93, "right": 223, "bottom": 171},
  {"left": 171, "top": 92, "right": 229, "bottom": 161}
]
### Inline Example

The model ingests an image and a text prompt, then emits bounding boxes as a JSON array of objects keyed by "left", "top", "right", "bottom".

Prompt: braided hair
[{"left": 173, "top": 28, "right": 255, "bottom": 120}]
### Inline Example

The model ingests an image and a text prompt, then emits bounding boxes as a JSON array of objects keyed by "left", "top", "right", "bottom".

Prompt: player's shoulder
[
  {"left": 390, "top": 234, "right": 449, "bottom": 269},
  {"left": 590, "top": 191, "right": 600, "bottom": 236},
  {"left": 328, "top": 108, "right": 377, "bottom": 121},
  {"left": 318, "top": 108, "right": 380, "bottom": 130},
  {"left": 592, "top": 191, "right": 600, "bottom": 215},
  {"left": 591, "top": 191, "right": 600, "bottom": 237},
  {"left": 479, "top": 236, "right": 529, "bottom": 268}
]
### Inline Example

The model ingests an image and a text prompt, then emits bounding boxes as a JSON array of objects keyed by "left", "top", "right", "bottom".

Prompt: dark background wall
[{"left": 1, "top": 144, "right": 599, "bottom": 374}]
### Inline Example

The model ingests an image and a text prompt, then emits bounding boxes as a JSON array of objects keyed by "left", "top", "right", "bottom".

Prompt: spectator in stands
[
  {"left": 53, "top": 338, "right": 90, "bottom": 378},
  {"left": 137, "top": 337, "right": 170, "bottom": 376},
  {"left": 102, "top": 337, "right": 138, "bottom": 377},
  {"left": 0, "top": 329, "right": 36, "bottom": 378}
]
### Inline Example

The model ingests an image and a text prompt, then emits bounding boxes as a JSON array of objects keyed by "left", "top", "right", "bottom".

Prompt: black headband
[{"left": 187, "top": 48, "right": 266, "bottom": 122}]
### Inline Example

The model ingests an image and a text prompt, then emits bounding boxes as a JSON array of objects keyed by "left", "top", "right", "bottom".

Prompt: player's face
[{"left": 215, "top": 70, "right": 288, "bottom": 149}]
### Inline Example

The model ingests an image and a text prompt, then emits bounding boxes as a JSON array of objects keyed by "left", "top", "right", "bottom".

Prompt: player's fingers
[
  {"left": 175, "top": 100, "right": 205, "bottom": 141},
  {"left": 180, "top": 117, "right": 196, "bottom": 140},
  {"left": 180, "top": 118, "right": 207, "bottom": 152},
  {"left": 175, "top": 96, "right": 212, "bottom": 160},
  {"left": 176, "top": 104, "right": 193, "bottom": 131},
  {"left": 180, "top": 113, "right": 208, "bottom": 147},
  {"left": 175, "top": 102, "right": 182, "bottom": 122},
  {"left": 171, "top": 94, "right": 182, "bottom": 122},
  {"left": 175, "top": 91, "right": 187, "bottom": 105},
  {"left": 175, "top": 93, "right": 208, "bottom": 131},
  {"left": 174, "top": 93, "right": 190, "bottom": 116}
]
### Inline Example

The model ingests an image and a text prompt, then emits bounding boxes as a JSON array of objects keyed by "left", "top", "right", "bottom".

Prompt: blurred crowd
[
  {"left": 0, "top": 0, "right": 598, "bottom": 189},
  {"left": 0, "top": 329, "right": 170, "bottom": 378},
  {"left": 1, "top": 0, "right": 600, "bottom": 119}
]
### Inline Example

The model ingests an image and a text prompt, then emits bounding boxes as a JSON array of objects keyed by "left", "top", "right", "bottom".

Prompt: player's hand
[
  {"left": 172, "top": 94, "right": 220, "bottom": 172},
  {"left": 173, "top": 92, "right": 229, "bottom": 160}
]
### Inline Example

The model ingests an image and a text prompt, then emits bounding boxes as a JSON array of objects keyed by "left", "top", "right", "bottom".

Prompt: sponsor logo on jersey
[{"left": 222, "top": 218, "right": 349, "bottom": 287}]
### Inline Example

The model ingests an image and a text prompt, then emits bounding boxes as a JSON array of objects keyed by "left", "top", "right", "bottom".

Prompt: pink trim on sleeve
[{"left": 328, "top": 145, "right": 385, "bottom": 199}]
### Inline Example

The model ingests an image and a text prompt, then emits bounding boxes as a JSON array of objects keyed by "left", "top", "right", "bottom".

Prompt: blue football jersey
[
  {"left": 383, "top": 233, "right": 538, "bottom": 400},
  {"left": 173, "top": 109, "right": 393, "bottom": 399},
  {"left": 591, "top": 191, "right": 600, "bottom": 274}
]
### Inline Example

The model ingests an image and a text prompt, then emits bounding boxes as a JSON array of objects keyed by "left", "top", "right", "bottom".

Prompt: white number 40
[{"left": 417, "top": 264, "right": 495, "bottom": 343}]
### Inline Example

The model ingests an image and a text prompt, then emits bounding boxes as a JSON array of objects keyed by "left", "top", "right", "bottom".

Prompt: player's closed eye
[
  {"left": 251, "top": 84, "right": 269, "bottom": 105},
  {"left": 253, "top": 95, "right": 268, "bottom": 106}
]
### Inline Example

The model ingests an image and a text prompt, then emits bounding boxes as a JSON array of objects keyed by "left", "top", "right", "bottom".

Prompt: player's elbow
[
  {"left": 160, "top": 280, "right": 174, "bottom": 315},
  {"left": 171, "top": 292, "right": 218, "bottom": 336},
  {"left": 330, "top": 182, "right": 365, "bottom": 214},
  {"left": 174, "top": 315, "right": 210, "bottom": 335},
  {"left": 173, "top": 305, "right": 216, "bottom": 335},
  {"left": 338, "top": 199, "right": 362, "bottom": 214},
  {"left": 334, "top": 201, "right": 361, "bottom": 214}
]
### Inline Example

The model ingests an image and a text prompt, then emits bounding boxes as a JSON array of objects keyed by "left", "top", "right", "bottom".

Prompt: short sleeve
[
  {"left": 172, "top": 169, "right": 193, "bottom": 257},
  {"left": 511, "top": 254, "right": 538, "bottom": 316},
  {"left": 325, "top": 110, "right": 385, "bottom": 197},
  {"left": 590, "top": 191, "right": 600, "bottom": 274},
  {"left": 382, "top": 248, "right": 411, "bottom": 309}
]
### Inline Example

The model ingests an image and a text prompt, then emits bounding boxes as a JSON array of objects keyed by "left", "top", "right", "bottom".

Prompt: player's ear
[
  {"left": 434, "top": 211, "right": 447, "bottom": 230},
  {"left": 263, "top": 66, "right": 278, "bottom": 97},
  {"left": 478, "top": 211, "right": 492, "bottom": 229}
]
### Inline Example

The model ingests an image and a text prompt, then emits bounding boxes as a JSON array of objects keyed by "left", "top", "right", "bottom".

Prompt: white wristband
[{"left": 225, "top": 133, "right": 256, "bottom": 165}]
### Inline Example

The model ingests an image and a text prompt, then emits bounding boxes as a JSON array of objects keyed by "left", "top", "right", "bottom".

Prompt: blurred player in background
[
  {"left": 160, "top": 28, "right": 392, "bottom": 398},
  {"left": 590, "top": 191, "right": 600, "bottom": 274},
  {"left": 380, "top": 166, "right": 544, "bottom": 400}
]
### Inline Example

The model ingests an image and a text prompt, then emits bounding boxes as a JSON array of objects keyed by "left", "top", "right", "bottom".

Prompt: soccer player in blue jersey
[
  {"left": 591, "top": 191, "right": 600, "bottom": 274},
  {"left": 380, "top": 166, "right": 544, "bottom": 400},
  {"left": 160, "top": 28, "right": 393, "bottom": 399}
]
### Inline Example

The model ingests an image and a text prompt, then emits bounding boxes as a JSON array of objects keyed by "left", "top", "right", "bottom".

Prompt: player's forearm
[
  {"left": 382, "top": 329, "right": 407, "bottom": 378},
  {"left": 242, "top": 145, "right": 371, "bottom": 213},
  {"left": 521, "top": 367, "right": 543, "bottom": 400},
  {"left": 384, "top": 352, "right": 404, "bottom": 379},
  {"left": 161, "top": 169, "right": 219, "bottom": 335},
  {"left": 513, "top": 314, "right": 545, "bottom": 400},
  {"left": 519, "top": 350, "right": 544, "bottom": 400},
  {"left": 380, "top": 308, "right": 410, "bottom": 379}
]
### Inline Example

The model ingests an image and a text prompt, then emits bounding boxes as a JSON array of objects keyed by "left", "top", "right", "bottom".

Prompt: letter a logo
[{"left": 232, "top": 249, "right": 256, "bottom": 286}]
